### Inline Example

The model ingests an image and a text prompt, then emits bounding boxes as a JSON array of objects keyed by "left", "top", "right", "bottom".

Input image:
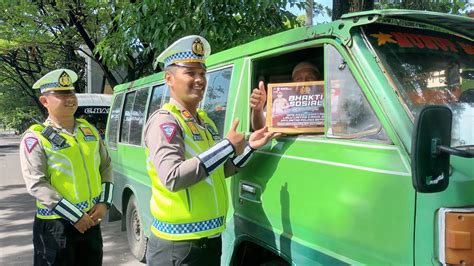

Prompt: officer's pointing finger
[{"left": 231, "top": 118, "right": 240, "bottom": 132}]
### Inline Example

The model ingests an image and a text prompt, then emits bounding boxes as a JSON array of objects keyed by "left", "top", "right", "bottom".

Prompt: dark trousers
[
  {"left": 146, "top": 234, "right": 222, "bottom": 266},
  {"left": 33, "top": 217, "right": 103, "bottom": 266}
]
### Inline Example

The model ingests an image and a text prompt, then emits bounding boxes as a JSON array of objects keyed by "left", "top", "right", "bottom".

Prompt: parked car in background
[{"left": 75, "top": 93, "right": 112, "bottom": 139}]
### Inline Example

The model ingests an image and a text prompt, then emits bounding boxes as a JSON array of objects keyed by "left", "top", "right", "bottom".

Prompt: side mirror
[
  {"left": 411, "top": 106, "right": 452, "bottom": 193},
  {"left": 411, "top": 106, "right": 474, "bottom": 193}
]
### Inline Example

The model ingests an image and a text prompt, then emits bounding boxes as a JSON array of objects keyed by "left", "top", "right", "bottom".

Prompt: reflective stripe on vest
[
  {"left": 147, "top": 104, "right": 229, "bottom": 240},
  {"left": 30, "top": 119, "right": 103, "bottom": 220},
  {"left": 37, "top": 196, "right": 100, "bottom": 216}
]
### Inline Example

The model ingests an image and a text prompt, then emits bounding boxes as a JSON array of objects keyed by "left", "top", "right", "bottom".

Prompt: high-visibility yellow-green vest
[
  {"left": 30, "top": 119, "right": 103, "bottom": 220},
  {"left": 147, "top": 104, "right": 228, "bottom": 240}
]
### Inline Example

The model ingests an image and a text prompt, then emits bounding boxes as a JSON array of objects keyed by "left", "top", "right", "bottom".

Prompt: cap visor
[
  {"left": 172, "top": 62, "right": 207, "bottom": 69},
  {"left": 43, "top": 90, "right": 75, "bottom": 95}
]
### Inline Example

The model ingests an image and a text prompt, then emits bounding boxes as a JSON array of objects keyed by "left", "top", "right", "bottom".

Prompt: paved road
[{"left": 0, "top": 134, "right": 144, "bottom": 266}]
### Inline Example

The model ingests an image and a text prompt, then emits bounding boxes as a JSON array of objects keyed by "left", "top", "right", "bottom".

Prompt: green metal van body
[{"left": 106, "top": 10, "right": 474, "bottom": 265}]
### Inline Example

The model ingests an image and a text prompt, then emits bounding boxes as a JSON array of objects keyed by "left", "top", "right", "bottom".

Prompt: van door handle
[
  {"left": 241, "top": 183, "right": 256, "bottom": 194},
  {"left": 239, "top": 181, "right": 261, "bottom": 203}
]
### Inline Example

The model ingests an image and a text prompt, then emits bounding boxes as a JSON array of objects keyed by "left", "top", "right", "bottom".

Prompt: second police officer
[{"left": 19, "top": 69, "right": 113, "bottom": 266}]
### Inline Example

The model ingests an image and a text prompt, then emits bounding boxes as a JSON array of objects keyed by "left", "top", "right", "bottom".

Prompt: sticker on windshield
[{"left": 370, "top": 31, "right": 474, "bottom": 55}]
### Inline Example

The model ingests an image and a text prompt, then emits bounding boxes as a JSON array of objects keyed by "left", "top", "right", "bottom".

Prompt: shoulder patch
[
  {"left": 24, "top": 137, "right": 39, "bottom": 153},
  {"left": 160, "top": 123, "right": 177, "bottom": 143}
]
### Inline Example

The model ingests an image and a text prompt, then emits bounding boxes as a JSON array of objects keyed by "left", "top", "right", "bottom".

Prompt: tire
[{"left": 126, "top": 194, "right": 147, "bottom": 262}]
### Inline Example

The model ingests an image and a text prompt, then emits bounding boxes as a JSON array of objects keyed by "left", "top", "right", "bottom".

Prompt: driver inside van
[{"left": 250, "top": 61, "right": 320, "bottom": 130}]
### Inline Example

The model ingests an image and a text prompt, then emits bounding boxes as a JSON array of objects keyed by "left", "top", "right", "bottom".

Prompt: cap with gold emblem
[
  {"left": 154, "top": 35, "right": 211, "bottom": 70},
  {"left": 32, "top": 69, "right": 78, "bottom": 94}
]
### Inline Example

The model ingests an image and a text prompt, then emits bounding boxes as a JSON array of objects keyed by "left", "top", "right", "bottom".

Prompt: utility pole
[{"left": 305, "top": 0, "right": 313, "bottom": 26}]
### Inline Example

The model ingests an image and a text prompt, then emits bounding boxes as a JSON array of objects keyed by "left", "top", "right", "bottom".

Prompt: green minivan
[{"left": 106, "top": 10, "right": 474, "bottom": 265}]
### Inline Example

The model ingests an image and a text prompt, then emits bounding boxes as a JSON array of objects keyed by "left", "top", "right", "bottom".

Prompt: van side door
[{"left": 230, "top": 41, "right": 415, "bottom": 265}]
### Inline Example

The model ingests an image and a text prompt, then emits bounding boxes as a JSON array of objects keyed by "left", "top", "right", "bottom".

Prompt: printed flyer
[{"left": 266, "top": 81, "right": 325, "bottom": 133}]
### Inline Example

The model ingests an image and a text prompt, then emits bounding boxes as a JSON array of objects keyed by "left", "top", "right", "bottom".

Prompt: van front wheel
[{"left": 126, "top": 194, "right": 147, "bottom": 262}]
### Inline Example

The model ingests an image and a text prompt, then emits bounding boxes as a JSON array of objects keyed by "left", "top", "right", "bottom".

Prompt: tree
[
  {"left": 0, "top": 79, "right": 42, "bottom": 133},
  {"left": 0, "top": 1, "right": 132, "bottom": 130},
  {"left": 332, "top": 0, "right": 469, "bottom": 21},
  {"left": 332, "top": 0, "right": 374, "bottom": 20},
  {"left": 95, "top": 0, "right": 302, "bottom": 78},
  {"left": 0, "top": 1, "right": 128, "bottom": 92},
  {"left": 1, "top": 1, "right": 308, "bottom": 131},
  {"left": 376, "top": 0, "right": 468, "bottom": 15}
]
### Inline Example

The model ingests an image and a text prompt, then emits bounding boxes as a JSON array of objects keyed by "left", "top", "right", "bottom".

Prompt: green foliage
[
  {"left": 376, "top": 0, "right": 468, "bottom": 15},
  {"left": 96, "top": 0, "right": 300, "bottom": 76},
  {"left": 0, "top": 0, "right": 119, "bottom": 130},
  {"left": 0, "top": 86, "right": 42, "bottom": 132},
  {"left": 1, "top": 1, "right": 310, "bottom": 130}
]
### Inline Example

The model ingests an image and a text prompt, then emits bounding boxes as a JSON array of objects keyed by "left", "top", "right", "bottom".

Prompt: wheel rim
[{"left": 131, "top": 209, "right": 141, "bottom": 241}]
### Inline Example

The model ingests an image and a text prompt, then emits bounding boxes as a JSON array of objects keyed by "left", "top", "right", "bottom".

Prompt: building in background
[{"left": 77, "top": 45, "right": 124, "bottom": 94}]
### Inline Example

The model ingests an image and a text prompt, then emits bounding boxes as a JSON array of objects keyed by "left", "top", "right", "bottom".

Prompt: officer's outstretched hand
[
  {"left": 74, "top": 213, "right": 95, "bottom": 234},
  {"left": 89, "top": 203, "right": 108, "bottom": 225},
  {"left": 250, "top": 81, "right": 267, "bottom": 111},
  {"left": 226, "top": 119, "right": 245, "bottom": 155},
  {"left": 248, "top": 126, "right": 281, "bottom": 150}
]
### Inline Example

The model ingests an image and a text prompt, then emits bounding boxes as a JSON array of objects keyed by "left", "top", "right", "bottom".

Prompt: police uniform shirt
[
  {"left": 144, "top": 98, "right": 238, "bottom": 192},
  {"left": 19, "top": 118, "right": 112, "bottom": 209}
]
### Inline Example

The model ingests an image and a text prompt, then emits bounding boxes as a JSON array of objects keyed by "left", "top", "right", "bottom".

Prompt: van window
[
  {"left": 251, "top": 47, "right": 324, "bottom": 134},
  {"left": 325, "top": 45, "right": 388, "bottom": 141},
  {"left": 107, "top": 92, "right": 124, "bottom": 149},
  {"left": 148, "top": 84, "right": 166, "bottom": 119},
  {"left": 120, "top": 91, "right": 136, "bottom": 143},
  {"left": 202, "top": 67, "right": 233, "bottom": 136},
  {"left": 163, "top": 85, "right": 171, "bottom": 105},
  {"left": 129, "top": 88, "right": 149, "bottom": 145},
  {"left": 253, "top": 49, "right": 323, "bottom": 83}
]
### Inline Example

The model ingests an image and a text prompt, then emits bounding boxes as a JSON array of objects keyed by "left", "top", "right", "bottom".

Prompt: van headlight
[{"left": 437, "top": 207, "right": 474, "bottom": 265}]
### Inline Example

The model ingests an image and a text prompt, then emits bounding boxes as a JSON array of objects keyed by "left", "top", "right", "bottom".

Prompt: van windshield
[{"left": 364, "top": 23, "right": 474, "bottom": 147}]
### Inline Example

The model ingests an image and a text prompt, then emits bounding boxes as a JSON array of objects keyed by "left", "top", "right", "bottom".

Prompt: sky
[
  {"left": 286, "top": 0, "right": 332, "bottom": 24},
  {"left": 288, "top": 0, "right": 474, "bottom": 20}
]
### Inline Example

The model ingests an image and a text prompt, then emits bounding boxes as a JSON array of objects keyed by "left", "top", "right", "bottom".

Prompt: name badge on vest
[
  {"left": 206, "top": 124, "right": 221, "bottom": 141},
  {"left": 80, "top": 127, "right": 97, "bottom": 141},
  {"left": 186, "top": 122, "right": 203, "bottom": 141}
]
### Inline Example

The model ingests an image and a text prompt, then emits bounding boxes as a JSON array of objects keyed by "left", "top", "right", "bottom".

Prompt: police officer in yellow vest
[
  {"left": 145, "top": 36, "right": 279, "bottom": 265},
  {"left": 19, "top": 69, "right": 113, "bottom": 266}
]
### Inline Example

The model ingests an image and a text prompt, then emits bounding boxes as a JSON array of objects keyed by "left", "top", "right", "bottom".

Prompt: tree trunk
[
  {"left": 332, "top": 0, "right": 349, "bottom": 20},
  {"left": 332, "top": 0, "right": 375, "bottom": 20},
  {"left": 305, "top": 0, "right": 313, "bottom": 26},
  {"left": 401, "top": 0, "right": 418, "bottom": 9},
  {"left": 362, "top": 1, "right": 374, "bottom": 11},
  {"left": 67, "top": 9, "right": 119, "bottom": 88}
]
